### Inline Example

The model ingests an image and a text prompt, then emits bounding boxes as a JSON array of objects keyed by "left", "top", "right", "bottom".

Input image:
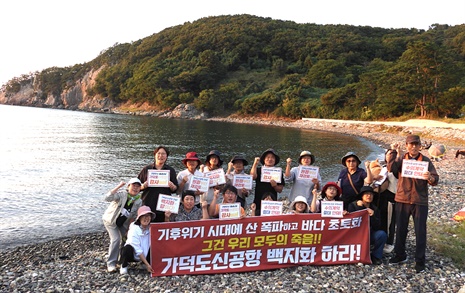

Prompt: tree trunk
[{"left": 420, "top": 94, "right": 427, "bottom": 117}]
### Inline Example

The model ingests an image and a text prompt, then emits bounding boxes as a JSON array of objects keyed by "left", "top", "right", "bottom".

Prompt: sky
[{"left": 1, "top": 0, "right": 463, "bottom": 86}]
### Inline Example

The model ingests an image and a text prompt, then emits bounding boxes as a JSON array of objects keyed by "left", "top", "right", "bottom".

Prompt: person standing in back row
[
  {"left": 338, "top": 152, "right": 373, "bottom": 209},
  {"left": 285, "top": 150, "right": 321, "bottom": 203},
  {"left": 177, "top": 152, "right": 203, "bottom": 206},
  {"left": 226, "top": 155, "right": 250, "bottom": 209},
  {"left": 387, "top": 135, "right": 439, "bottom": 273},
  {"left": 200, "top": 150, "right": 225, "bottom": 205},
  {"left": 250, "top": 148, "right": 285, "bottom": 216},
  {"left": 138, "top": 146, "right": 178, "bottom": 223}
]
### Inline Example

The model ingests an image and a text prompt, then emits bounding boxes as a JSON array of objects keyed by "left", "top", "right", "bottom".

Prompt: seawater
[{"left": 0, "top": 104, "right": 383, "bottom": 250}]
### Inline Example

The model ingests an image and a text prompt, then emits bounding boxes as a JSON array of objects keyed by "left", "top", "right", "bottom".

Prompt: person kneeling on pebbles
[
  {"left": 348, "top": 186, "right": 387, "bottom": 265},
  {"left": 119, "top": 206, "right": 154, "bottom": 275}
]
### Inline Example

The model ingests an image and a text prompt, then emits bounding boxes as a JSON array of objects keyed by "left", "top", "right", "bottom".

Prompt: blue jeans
[{"left": 371, "top": 230, "right": 387, "bottom": 259}]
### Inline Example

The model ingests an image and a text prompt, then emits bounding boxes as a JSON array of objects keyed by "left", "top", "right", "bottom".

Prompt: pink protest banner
[{"left": 150, "top": 210, "right": 370, "bottom": 277}]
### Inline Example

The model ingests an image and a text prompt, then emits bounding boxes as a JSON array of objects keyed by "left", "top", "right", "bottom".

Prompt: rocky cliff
[
  {"left": 0, "top": 66, "right": 116, "bottom": 112},
  {"left": 0, "top": 67, "right": 206, "bottom": 119}
]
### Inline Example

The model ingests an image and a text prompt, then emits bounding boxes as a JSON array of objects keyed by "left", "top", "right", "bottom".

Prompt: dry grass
[{"left": 429, "top": 220, "right": 465, "bottom": 269}]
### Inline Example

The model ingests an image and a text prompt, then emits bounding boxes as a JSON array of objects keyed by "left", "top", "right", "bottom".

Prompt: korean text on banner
[
  {"left": 232, "top": 174, "right": 253, "bottom": 190},
  {"left": 147, "top": 169, "right": 170, "bottom": 187},
  {"left": 156, "top": 194, "right": 181, "bottom": 214},
  {"left": 401, "top": 160, "right": 429, "bottom": 179},
  {"left": 150, "top": 210, "right": 370, "bottom": 276},
  {"left": 260, "top": 167, "right": 282, "bottom": 183},
  {"left": 297, "top": 166, "right": 319, "bottom": 180},
  {"left": 188, "top": 176, "right": 209, "bottom": 193},
  {"left": 205, "top": 169, "right": 226, "bottom": 187}
]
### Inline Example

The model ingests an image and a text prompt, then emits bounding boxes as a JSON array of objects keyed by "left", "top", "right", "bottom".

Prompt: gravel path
[{"left": 1, "top": 117, "right": 465, "bottom": 293}]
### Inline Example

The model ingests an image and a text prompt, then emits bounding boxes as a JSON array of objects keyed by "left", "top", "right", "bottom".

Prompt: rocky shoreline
[{"left": 2, "top": 116, "right": 465, "bottom": 293}]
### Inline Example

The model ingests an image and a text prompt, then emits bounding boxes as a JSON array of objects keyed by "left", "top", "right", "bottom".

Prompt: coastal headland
[{"left": 1, "top": 114, "right": 465, "bottom": 292}]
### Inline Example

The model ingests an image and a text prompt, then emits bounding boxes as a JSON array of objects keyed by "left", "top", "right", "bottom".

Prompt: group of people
[{"left": 102, "top": 134, "right": 439, "bottom": 275}]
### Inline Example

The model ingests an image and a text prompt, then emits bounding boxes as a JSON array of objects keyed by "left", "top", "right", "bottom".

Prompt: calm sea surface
[{"left": 0, "top": 105, "right": 384, "bottom": 250}]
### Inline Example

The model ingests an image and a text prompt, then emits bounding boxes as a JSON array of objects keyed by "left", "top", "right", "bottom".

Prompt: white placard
[
  {"left": 321, "top": 201, "right": 344, "bottom": 218},
  {"left": 205, "top": 168, "right": 226, "bottom": 187},
  {"left": 219, "top": 203, "right": 241, "bottom": 220},
  {"left": 297, "top": 166, "right": 319, "bottom": 180},
  {"left": 260, "top": 200, "right": 283, "bottom": 216},
  {"left": 373, "top": 166, "right": 388, "bottom": 186},
  {"left": 147, "top": 169, "right": 170, "bottom": 187},
  {"left": 156, "top": 194, "right": 180, "bottom": 214},
  {"left": 260, "top": 167, "right": 282, "bottom": 183},
  {"left": 232, "top": 174, "right": 253, "bottom": 190},
  {"left": 401, "top": 159, "right": 429, "bottom": 179},
  {"left": 188, "top": 175, "right": 210, "bottom": 193}
]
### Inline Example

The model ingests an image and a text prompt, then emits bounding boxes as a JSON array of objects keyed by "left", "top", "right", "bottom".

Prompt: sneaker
[
  {"left": 120, "top": 267, "right": 128, "bottom": 275},
  {"left": 383, "top": 244, "right": 394, "bottom": 254},
  {"left": 415, "top": 262, "right": 425, "bottom": 273},
  {"left": 107, "top": 265, "right": 117, "bottom": 273},
  {"left": 389, "top": 254, "right": 407, "bottom": 264}
]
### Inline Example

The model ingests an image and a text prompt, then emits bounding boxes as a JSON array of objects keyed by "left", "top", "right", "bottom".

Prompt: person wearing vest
[{"left": 387, "top": 135, "right": 439, "bottom": 273}]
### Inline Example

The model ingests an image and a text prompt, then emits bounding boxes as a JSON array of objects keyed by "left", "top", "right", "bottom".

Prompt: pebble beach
[{"left": 1, "top": 117, "right": 465, "bottom": 293}]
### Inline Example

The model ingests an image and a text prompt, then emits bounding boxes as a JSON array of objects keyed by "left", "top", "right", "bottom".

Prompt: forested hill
[{"left": 2, "top": 14, "right": 465, "bottom": 120}]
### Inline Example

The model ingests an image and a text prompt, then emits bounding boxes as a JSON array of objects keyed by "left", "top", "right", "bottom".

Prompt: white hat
[
  {"left": 290, "top": 196, "right": 309, "bottom": 213},
  {"left": 299, "top": 151, "right": 315, "bottom": 165},
  {"left": 128, "top": 178, "right": 142, "bottom": 185}
]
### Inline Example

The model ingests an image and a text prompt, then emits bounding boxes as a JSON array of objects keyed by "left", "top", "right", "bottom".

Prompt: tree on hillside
[
  {"left": 4, "top": 15, "right": 465, "bottom": 120},
  {"left": 394, "top": 41, "right": 445, "bottom": 117}
]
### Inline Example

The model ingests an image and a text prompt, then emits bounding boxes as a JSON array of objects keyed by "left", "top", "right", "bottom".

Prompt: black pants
[
  {"left": 236, "top": 196, "right": 246, "bottom": 209},
  {"left": 120, "top": 244, "right": 151, "bottom": 268},
  {"left": 394, "top": 202, "right": 428, "bottom": 263},
  {"left": 377, "top": 190, "right": 396, "bottom": 245}
]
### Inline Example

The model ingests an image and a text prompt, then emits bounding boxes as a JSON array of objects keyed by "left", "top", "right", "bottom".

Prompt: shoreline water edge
[{"left": 2, "top": 113, "right": 465, "bottom": 292}]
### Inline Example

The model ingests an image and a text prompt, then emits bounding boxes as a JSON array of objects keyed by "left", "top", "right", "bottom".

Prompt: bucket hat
[
  {"left": 260, "top": 148, "right": 280, "bottom": 166},
  {"left": 358, "top": 185, "right": 374, "bottom": 199},
  {"left": 230, "top": 155, "right": 249, "bottom": 166},
  {"left": 135, "top": 205, "right": 155, "bottom": 222},
  {"left": 299, "top": 151, "right": 315, "bottom": 165},
  {"left": 182, "top": 152, "right": 201, "bottom": 166},
  {"left": 341, "top": 152, "right": 361, "bottom": 166},
  {"left": 290, "top": 195, "right": 309, "bottom": 213},
  {"left": 321, "top": 182, "right": 342, "bottom": 198},
  {"left": 205, "top": 150, "right": 223, "bottom": 167}
]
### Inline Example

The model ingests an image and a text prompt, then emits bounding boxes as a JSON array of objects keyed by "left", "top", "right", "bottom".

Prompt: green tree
[
  {"left": 306, "top": 59, "right": 346, "bottom": 88},
  {"left": 439, "top": 87, "right": 465, "bottom": 117},
  {"left": 395, "top": 41, "right": 446, "bottom": 117}
]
